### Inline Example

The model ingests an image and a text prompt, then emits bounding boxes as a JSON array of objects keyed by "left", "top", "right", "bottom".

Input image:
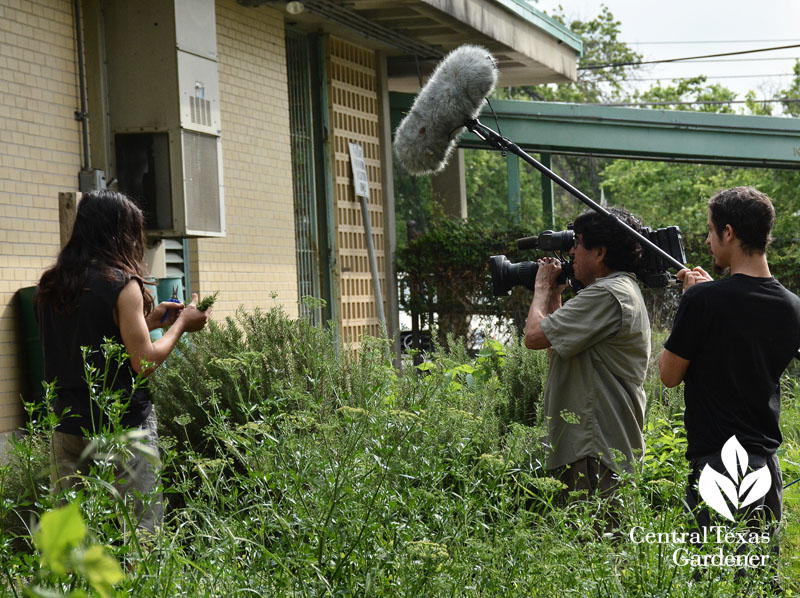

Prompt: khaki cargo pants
[{"left": 50, "top": 409, "right": 164, "bottom": 534}]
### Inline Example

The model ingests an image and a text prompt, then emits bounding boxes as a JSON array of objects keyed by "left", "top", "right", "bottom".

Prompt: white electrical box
[{"left": 103, "top": 0, "right": 225, "bottom": 238}]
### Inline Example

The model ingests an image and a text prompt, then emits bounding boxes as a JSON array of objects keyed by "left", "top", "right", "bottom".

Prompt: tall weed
[{"left": 1, "top": 306, "right": 796, "bottom": 596}]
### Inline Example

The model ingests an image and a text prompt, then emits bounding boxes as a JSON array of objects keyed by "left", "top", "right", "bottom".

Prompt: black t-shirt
[
  {"left": 36, "top": 269, "right": 152, "bottom": 435},
  {"left": 665, "top": 274, "right": 800, "bottom": 459}
]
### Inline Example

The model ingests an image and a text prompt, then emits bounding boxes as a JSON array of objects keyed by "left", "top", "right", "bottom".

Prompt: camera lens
[
  {"left": 489, "top": 256, "right": 577, "bottom": 296},
  {"left": 489, "top": 256, "right": 538, "bottom": 296}
]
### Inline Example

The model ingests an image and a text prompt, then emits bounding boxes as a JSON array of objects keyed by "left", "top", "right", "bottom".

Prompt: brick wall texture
[
  {"left": 190, "top": 0, "right": 298, "bottom": 319},
  {"left": 0, "top": 0, "right": 81, "bottom": 432},
  {"left": 0, "top": 0, "right": 298, "bottom": 432}
]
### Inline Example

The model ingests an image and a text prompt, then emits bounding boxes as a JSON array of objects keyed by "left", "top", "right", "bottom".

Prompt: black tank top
[{"left": 37, "top": 268, "right": 152, "bottom": 435}]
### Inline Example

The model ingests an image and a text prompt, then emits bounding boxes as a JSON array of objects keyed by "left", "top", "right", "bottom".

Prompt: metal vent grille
[
  {"left": 190, "top": 96, "right": 212, "bottom": 127},
  {"left": 163, "top": 238, "right": 186, "bottom": 278},
  {"left": 286, "top": 30, "right": 322, "bottom": 325},
  {"left": 182, "top": 130, "right": 222, "bottom": 233},
  {"left": 329, "top": 38, "right": 384, "bottom": 347}
]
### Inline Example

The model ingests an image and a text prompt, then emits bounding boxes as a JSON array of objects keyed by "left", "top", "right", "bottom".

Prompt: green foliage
[
  {"left": 397, "top": 217, "right": 539, "bottom": 340},
  {"left": 196, "top": 291, "right": 219, "bottom": 312},
  {"left": 35, "top": 503, "right": 86, "bottom": 576},
  {"left": 501, "top": 5, "right": 641, "bottom": 103},
  {"left": 781, "top": 60, "right": 800, "bottom": 117},
  {"left": 394, "top": 6, "right": 651, "bottom": 248},
  {"left": 393, "top": 153, "right": 433, "bottom": 251},
  {"left": 150, "top": 306, "right": 345, "bottom": 458},
  {"left": 462, "top": 6, "right": 800, "bottom": 302},
  {"left": 640, "top": 416, "right": 688, "bottom": 506},
  {"left": 29, "top": 503, "right": 123, "bottom": 598},
  {"left": 1, "top": 343, "right": 171, "bottom": 597},
  {"left": 0, "top": 402, "right": 52, "bottom": 544},
  {"left": 463, "top": 149, "right": 546, "bottom": 230},
  {"left": 745, "top": 90, "right": 775, "bottom": 116},
  {"left": 495, "top": 336, "right": 549, "bottom": 428},
  {"left": 600, "top": 159, "right": 800, "bottom": 293},
  {"left": 633, "top": 76, "right": 737, "bottom": 113},
  {"left": 492, "top": 6, "right": 644, "bottom": 220},
  {"left": 3, "top": 314, "right": 800, "bottom": 596}
]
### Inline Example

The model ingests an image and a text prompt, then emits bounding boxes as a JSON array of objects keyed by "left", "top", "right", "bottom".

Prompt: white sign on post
[
  {"left": 347, "top": 140, "right": 386, "bottom": 331},
  {"left": 348, "top": 142, "right": 370, "bottom": 200}
]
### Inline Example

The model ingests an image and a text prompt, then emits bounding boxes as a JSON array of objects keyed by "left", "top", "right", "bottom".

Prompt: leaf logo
[{"left": 697, "top": 436, "right": 772, "bottom": 522}]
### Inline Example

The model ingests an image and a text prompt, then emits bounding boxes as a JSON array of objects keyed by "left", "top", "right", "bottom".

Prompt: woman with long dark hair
[{"left": 36, "top": 190, "right": 210, "bottom": 532}]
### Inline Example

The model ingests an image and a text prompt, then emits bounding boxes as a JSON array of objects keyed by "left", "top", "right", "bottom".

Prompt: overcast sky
[{"left": 534, "top": 0, "right": 800, "bottom": 102}]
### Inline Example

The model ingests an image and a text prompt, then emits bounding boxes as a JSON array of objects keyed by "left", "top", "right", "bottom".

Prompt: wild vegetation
[
  {"left": 3, "top": 6, "right": 799, "bottom": 597},
  {"left": 1, "top": 308, "right": 799, "bottom": 596}
]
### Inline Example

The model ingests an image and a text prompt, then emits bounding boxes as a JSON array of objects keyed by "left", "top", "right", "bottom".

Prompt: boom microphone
[{"left": 393, "top": 45, "right": 498, "bottom": 175}]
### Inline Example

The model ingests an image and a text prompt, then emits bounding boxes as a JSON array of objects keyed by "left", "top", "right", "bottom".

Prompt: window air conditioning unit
[{"left": 103, "top": 0, "right": 225, "bottom": 238}]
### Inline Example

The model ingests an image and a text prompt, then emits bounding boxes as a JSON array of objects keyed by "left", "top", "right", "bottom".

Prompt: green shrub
[
  {"left": 397, "top": 217, "right": 538, "bottom": 344},
  {"left": 496, "top": 335, "right": 549, "bottom": 428},
  {"left": 150, "top": 306, "right": 346, "bottom": 458},
  {"left": 2, "top": 310, "right": 797, "bottom": 596},
  {"left": 0, "top": 400, "right": 51, "bottom": 553}
]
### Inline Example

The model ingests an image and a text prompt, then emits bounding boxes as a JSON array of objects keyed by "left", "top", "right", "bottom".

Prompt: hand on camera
[
  {"left": 677, "top": 267, "right": 713, "bottom": 293},
  {"left": 177, "top": 293, "right": 211, "bottom": 333},
  {"left": 535, "top": 257, "right": 566, "bottom": 292}
]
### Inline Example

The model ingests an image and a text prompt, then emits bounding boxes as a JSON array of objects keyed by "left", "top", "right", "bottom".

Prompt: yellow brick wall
[
  {"left": 0, "top": 0, "right": 82, "bottom": 432},
  {"left": 328, "top": 37, "right": 386, "bottom": 347},
  {"left": 189, "top": 0, "right": 298, "bottom": 319},
  {"left": 0, "top": 0, "right": 299, "bottom": 434}
]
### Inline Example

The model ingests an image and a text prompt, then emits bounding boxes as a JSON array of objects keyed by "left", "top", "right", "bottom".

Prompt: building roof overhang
[{"left": 241, "top": 0, "right": 582, "bottom": 90}]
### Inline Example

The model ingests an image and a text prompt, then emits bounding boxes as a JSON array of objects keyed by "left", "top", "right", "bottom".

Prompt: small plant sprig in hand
[{"left": 197, "top": 291, "right": 219, "bottom": 312}]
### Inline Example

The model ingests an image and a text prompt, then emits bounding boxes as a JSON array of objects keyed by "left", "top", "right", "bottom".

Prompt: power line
[
  {"left": 669, "top": 57, "right": 800, "bottom": 64},
  {"left": 595, "top": 73, "right": 795, "bottom": 83},
  {"left": 580, "top": 43, "right": 800, "bottom": 70},
  {"left": 629, "top": 39, "right": 800, "bottom": 45},
  {"left": 593, "top": 99, "right": 800, "bottom": 107}
]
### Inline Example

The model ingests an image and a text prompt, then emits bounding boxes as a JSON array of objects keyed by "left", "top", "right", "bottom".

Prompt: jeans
[
  {"left": 686, "top": 451, "right": 782, "bottom": 534},
  {"left": 686, "top": 450, "right": 782, "bottom": 586}
]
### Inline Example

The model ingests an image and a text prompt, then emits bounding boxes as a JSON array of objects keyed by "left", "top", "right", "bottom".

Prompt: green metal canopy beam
[{"left": 390, "top": 94, "right": 800, "bottom": 169}]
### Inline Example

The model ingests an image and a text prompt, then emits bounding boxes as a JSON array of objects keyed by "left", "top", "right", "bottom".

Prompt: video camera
[{"left": 489, "top": 225, "right": 686, "bottom": 296}]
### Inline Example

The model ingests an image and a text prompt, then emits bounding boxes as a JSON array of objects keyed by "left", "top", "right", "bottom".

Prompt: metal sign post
[{"left": 348, "top": 142, "right": 387, "bottom": 335}]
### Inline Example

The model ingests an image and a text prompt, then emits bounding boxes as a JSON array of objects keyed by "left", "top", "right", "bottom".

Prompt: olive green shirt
[{"left": 539, "top": 271, "right": 650, "bottom": 472}]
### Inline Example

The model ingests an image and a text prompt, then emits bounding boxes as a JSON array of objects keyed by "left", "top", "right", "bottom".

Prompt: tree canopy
[{"left": 393, "top": 6, "right": 800, "bottom": 294}]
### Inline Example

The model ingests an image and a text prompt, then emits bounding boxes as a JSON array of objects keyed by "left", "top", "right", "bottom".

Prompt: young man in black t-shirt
[{"left": 659, "top": 187, "right": 800, "bottom": 553}]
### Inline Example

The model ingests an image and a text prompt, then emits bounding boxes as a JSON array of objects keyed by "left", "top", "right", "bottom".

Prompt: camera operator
[
  {"left": 659, "top": 187, "right": 800, "bottom": 552},
  {"left": 525, "top": 207, "right": 651, "bottom": 496}
]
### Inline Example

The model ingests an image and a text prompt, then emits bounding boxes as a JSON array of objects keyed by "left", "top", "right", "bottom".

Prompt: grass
[{"left": 1, "top": 307, "right": 798, "bottom": 596}]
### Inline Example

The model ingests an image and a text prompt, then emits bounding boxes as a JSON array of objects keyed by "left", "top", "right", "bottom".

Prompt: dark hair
[
  {"left": 572, "top": 207, "right": 644, "bottom": 274},
  {"left": 36, "top": 190, "right": 154, "bottom": 315},
  {"left": 708, "top": 186, "right": 774, "bottom": 254}
]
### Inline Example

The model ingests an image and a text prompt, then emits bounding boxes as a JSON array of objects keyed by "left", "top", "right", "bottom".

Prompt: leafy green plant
[
  {"left": 397, "top": 217, "right": 542, "bottom": 345},
  {"left": 27, "top": 502, "right": 124, "bottom": 598},
  {"left": 196, "top": 291, "right": 219, "bottom": 312},
  {"left": 2, "top": 312, "right": 798, "bottom": 596},
  {"left": 149, "top": 306, "right": 344, "bottom": 459}
]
